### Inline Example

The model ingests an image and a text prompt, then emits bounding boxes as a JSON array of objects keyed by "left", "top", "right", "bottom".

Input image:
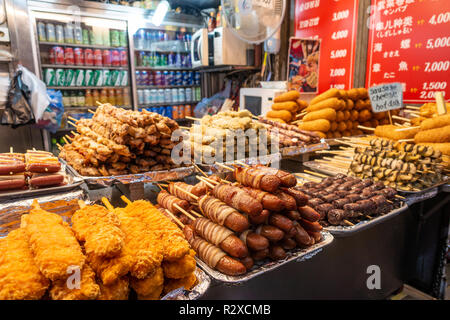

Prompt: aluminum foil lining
[
  {"left": 194, "top": 231, "right": 333, "bottom": 284},
  {"left": 281, "top": 142, "right": 329, "bottom": 157},
  {"left": 0, "top": 189, "right": 87, "bottom": 237},
  {"left": 161, "top": 268, "right": 211, "bottom": 300},
  {"left": 64, "top": 160, "right": 195, "bottom": 187},
  {"left": 441, "top": 184, "right": 450, "bottom": 193},
  {"left": 324, "top": 202, "right": 409, "bottom": 237}
]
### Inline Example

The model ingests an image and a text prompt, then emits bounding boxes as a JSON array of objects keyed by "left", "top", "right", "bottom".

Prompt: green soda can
[
  {"left": 64, "top": 69, "right": 76, "bottom": 86},
  {"left": 44, "top": 68, "right": 56, "bottom": 86},
  {"left": 102, "top": 69, "right": 111, "bottom": 86},
  {"left": 110, "top": 70, "right": 121, "bottom": 86},
  {"left": 89, "top": 29, "right": 96, "bottom": 45},
  {"left": 55, "top": 68, "right": 65, "bottom": 87},
  {"left": 110, "top": 29, "right": 120, "bottom": 47},
  {"left": 119, "top": 30, "right": 127, "bottom": 47},
  {"left": 93, "top": 69, "right": 103, "bottom": 86},
  {"left": 120, "top": 70, "right": 128, "bottom": 86},
  {"left": 75, "top": 69, "right": 85, "bottom": 86},
  {"left": 85, "top": 69, "right": 94, "bottom": 86},
  {"left": 82, "top": 29, "right": 90, "bottom": 45}
]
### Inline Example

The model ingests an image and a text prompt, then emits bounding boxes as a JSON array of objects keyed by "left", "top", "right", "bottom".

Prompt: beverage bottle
[
  {"left": 77, "top": 91, "right": 86, "bottom": 107},
  {"left": 69, "top": 91, "right": 78, "bottom": 106},
  {"left": 85, "top": 89, "right": 94, "bottom": 106},
  {"left": 92, "top": 89, "right": 100, "bottom": 104},
  {"left": 116, "top": 89, "right": 124, "bottom": 106},
  {"left": 108, "top": 89, "right": 116, "bottom": 105},
  {"left": 62, "top": 91, "right": 70, "bottom": 106},
  {"left": 216, "top": 6, "right": 222, "bottom": 28},
  {"left": 100, "top": 89, "right": 108, "bottom": 104},
  {"left": 123, "top": 88, "right": 131, "bottom": 106}
]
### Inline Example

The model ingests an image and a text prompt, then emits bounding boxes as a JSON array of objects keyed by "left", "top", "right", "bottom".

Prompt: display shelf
[
  {"left": 139, "top": 101, "right": 197, "bottom": 107},
  {"left": 135, "top": 66, "right": 193, "bottom": 71},
  {"left": 134, "top": 48, "right": 190, "bottom": 54},
  {"left": 39, "top": 41, "right": 127, "bottom": 51},
  {"left": 41, "top": 64, "right": 127, "bottom": 70},
  {"left": 136, "top": 85, "right": 198, "bottom": 89},
  {"left": 64, "top": 105, "right": 131, "bottom": 111},
  {"left": 47, "top": 86, "right": 130, "bottom": 90},
  {"left": 196, "top": 66, "right": 260, "bottom": 73}
]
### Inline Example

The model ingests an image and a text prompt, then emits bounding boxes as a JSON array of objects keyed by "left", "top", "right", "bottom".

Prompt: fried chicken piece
[
  {"left": 0, "top": 229, "right": 49, "bottom": 300},
  {"left": 163, "top": 272, "right": 197, "bottom": 295},
  {"left": 122, "top": 200, "right": 190, "bottom": 261},
  {"left": 113, "top": 206, "right": 164, "bottom": 279},
  {"left": 98, "top": 277, "right": 130, "bottom": 300},
  {"left": 130, "top": 266, "right": 164, "bottom": 297},
  {"left": 21, "top": 200, "right": 85, "bottom": 281},
  {"left": 87, "top": 245, "right": 132, "bottom": 286},
  {"left": 162, "top": 250, "right": 196, "bottom": 279},
  {"left": 71, "top": 204, "right": 124, "bottom": 258},
  {"left": 49, "top": 264, "right": 100, "bottom": 300}
]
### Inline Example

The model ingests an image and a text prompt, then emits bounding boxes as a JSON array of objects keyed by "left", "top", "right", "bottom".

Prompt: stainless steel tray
[
  {"left": 63, "top": 159, "right": 195, "bottom": 188},
  {"left": 281, "top": 142, "right": 329, "bottom": 157},
  {"left": 324, "top": 202, "right": 408, "bottom": 237},
  {"left": 194, "top": 231, "right": 333, "bottom": 284},
  {"left": 0, "top": 161, "right": 84, "bottom": 201},
  {"left": 161, "top": 268, "right": 211, "bottom": 300},
  {"left": 442, "top": 184, "right": 450, "bottom": 193}
]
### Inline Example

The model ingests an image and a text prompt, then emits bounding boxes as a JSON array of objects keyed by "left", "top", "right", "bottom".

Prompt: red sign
[
  {"left": 366, "top": 0, "right": 450, "bottom": 103},
  {"left": 294, "top": 0, "right": 359, "bottom": 93}
]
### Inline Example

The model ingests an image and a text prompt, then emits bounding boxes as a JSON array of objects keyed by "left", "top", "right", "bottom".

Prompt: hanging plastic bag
[
  {"left": 18, "top": 65, "right": 49, "bottom": 120},
  {"left": 34, "top": 89, "right": 64, "bottom": 133},
  {"left": 0, "top": 69, "right": 34, "bottom": 127},
  {"left": 194, "top": 80, "right": 232, "bottom": 118}
]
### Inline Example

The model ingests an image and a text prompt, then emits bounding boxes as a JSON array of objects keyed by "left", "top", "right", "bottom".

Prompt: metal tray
[
  {"left": 281, "top": 142, "right": 329, "bottom": 157},
  {"left": 63, "top": 159, "right": 195, "bottom": 188},
  {"left": 0, "top": 162, "right": 84, "bottom": 201},
  {"left": 324, "top": 202, "right": 408, "bottom": 237},
  {"left": 442, "top": 184, "right": 450, "bottom": 193},
  {"left": 194, "top": 231, "right": 333, "bottom": 284},
  {"left": 161, "top": 268, "right": 211, "bottom": 300}
]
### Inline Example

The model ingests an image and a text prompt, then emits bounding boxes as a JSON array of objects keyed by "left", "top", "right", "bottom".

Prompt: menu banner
[
  {"left": 366, "top": 0, "right": 450, "bottom": 103},
  {"left": 294, "top": 0, "right": 360, "bottom": 93}
]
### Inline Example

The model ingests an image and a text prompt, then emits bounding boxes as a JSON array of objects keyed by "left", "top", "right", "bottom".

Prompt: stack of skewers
[{"left": 155, "top": 163, "right": 324, "bottom": 276}]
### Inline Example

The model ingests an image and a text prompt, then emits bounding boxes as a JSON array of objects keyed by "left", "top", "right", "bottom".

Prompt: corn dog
[
  {"left": 274, "top": 90, "right": 301, "bottom": 103},
  {"left": 298, "top": 119, "right": 331, "bottom": 132},
  {"left": 375, "top": 125, "right": 419, "bottom": 140},
  {"left": 414, "top": 125, "right": 450, "bottom": 143},
  {"left": 271, "top": 101, "right": 298, "bottom": 113},
  {"left": 303, "top": 108, "right": 336, "bottom": 122},
  {"left": 420, "top": 114, "right": 450, "bottom": 131},
  {"left": 306, "top": 98, "right": 342, "bottom": 113},
  {"left": 296, "top": 99, "right": 308, "bottom": 110},
  {"left": 310, "top": 88, "right": 341, "bottom": 105},
  {"left": 266, "top": 110, "right": 292, "bottom": 122}
]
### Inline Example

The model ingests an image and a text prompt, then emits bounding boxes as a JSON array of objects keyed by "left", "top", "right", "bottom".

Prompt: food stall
[{"left": 0, "top": 0, "right": 448, "bottom": 303}]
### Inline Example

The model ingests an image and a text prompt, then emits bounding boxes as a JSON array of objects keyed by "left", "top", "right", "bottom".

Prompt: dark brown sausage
[
  {"left": 224, "top": 212, "right": 250, "bottom": 233},
  {"left": 281, "top": 188, "right": 309, "bottom": 207},
  {"left": 274, "top": 191, "right": 297, "bottom": 211},
  {"left": 269, "top": 213, "right": 294, "bottom": 232},
  {"left": 239, "top": 256, "right": 254, "bottom": 270},
  {"left": 0, "top": 163, "right": 26, "bottom": 175},
  {"left": 216, "top": 256, "right": 247, "bottom": 275},
  {"left": 249, "top": 209, "right": 270, "bottom": 225},
  {"left": 297, "top": 206, "right": 321, "bottom": 222},
  {"left": 269, "top": 245, "right": 287, "bottom": 260},
  {"left": 220, "top": 235, "right": 249, "bottom": 259},
  {"left": 29, "top": 174, "right": 65, "bottom": 187},
  {"left": 298, "top": 219, "right": 323, "bottom": 232},
  {"left": 284, "top": 210, "right": 301, "bottom": 221},
  {"left": 0, "top": 178, "right": 26, "bottom": 190},
  {"left": 281, "top": 237, "right": 297, "bottom": 250},
  {"left": 242, "top": 187, "right": 284, "bottom": 211},
  {"left": 245, "top": 232, "right": 269, "bottom": 251},
  {"left": 27, "top": 163, "right": 61, "bottom": 173},
  {"left": 293, "top": 223, "right": 313, "bottom": 246},
  {"left": 251, "top": 248, "right": 269, "bottom": 261},
  {"left": 256, "top": 225, "right": 285, "bottom": 242},
  {"left": 306, "top": 230, "right": 323, "bottom": 243}
]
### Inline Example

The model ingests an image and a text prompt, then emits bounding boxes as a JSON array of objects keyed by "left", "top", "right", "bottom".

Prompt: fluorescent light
[{"left": 152, "top": 1, "right": 170, "bottom": 27}]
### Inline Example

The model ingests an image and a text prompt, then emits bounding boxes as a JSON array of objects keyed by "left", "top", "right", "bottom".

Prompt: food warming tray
[{"left": 161, "top": 268, "right": 211, "bottom": 300}]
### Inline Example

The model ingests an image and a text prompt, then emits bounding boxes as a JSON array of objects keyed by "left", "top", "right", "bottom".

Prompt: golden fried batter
[{"left": 50, "top": 264, "right": 100, "bottom": 300}]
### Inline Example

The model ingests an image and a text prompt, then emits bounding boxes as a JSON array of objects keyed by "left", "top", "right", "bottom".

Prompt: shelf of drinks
[
  {"left": 136, "top": 85, "right": 197, "bottom": 89},
  {"left": 41, "top": 64, "right": 128, "bottom": 70},
  {"left": 47, "top": 86, "right": 130, "bottom": 90},
  {"left": 134, "top": 48, "right": 190, "bottom": 54},
  {"left": 197, "top": 66, "right": 261, "bottom": 73},
  {"left": 139, "top": 101, "right": 198, "bottom": 108},
  {"left": 39, "top": 41, "right": 127, "bottom": 51},
  {"left": 135, "top": 66, "right": 193, "bottom": 71},
  {"left": 63, "top": 105, "right": 132, "bottom": 112}
]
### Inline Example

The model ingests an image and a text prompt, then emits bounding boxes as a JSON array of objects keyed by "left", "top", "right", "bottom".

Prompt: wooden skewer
[
  {"left": 395, "top": 195, "right": 406, "bottom": 199},
  {"left": 291, "top": 119, "right": 302, "bottom": 125},
  {"left": 179, "top": 126, "right": 190, "bottom": 130},
  {"left": 392, "top": 115, "right": 411, "bottom": 122},
  {"left": 196, "top": 176, "right": 215, "bottom": 189},
  {"left": 56, "top": 143, "right": 63, "bottom": 150},
  {"left": 65, "top": 135, "right": 73, "bottom": 142},
  {"left": 101, "top": 197, "right": 114, "bottom": 211},
  {"left": 70, "top": 131, "right": 79, "bottom": 136},
  {"left": 294, "top": 173, "right": 321, "bottom": 183},
  {"left": 9, "top": 146, "right": 13, "bottom": 153},
  {"left": 304, "top": 170, "right": 328, "bottom": 178},
  {"left": 164, "top": 209, "right": 184, "bottom": 228},
  {"left": 67, "top": 116, "right": 78, "bottom": 122},
  {"left": 190, "top": 210, "right": 203, "bottom": 218},
  {"left": 397, "top": 139, "right": 415, "bottom": 143},
  {"left": 404, "top": 109, "right": 420, "bottom": 115},
  {"left": 121, "top": 195, "right": 132, "bottom": 205},
  {"left": 234, "top": 160, "right": 249, "bottom": 167},
  {"left": 96, "top": 101, "right": 102, "bottom": 106},
  {"left": 88, "top": 109, "right": 95, "bottom": 114},
  {"left": 343, "top": 220, "right": 354, "bottom": 226},
  {"left": 173, "top": 184, "right": 199, "bottom": 201},
  {"left": 394, "top": 122, "right": 403, "bottom": 127},
  {"left": 156, "top": 183, "right": 164, "bottom": 190},
  {"left": 405, "top": 105, "right": 420, "bottom": 110},
  {"left": 186, "top": 116, "right": 200, "bottom": 121},
  {"left": 316, "top": 159, "right": 349, "bottom": 168},
  {"left": 199, "top": 176, "right": 220, "bottom": 186},
  {"left": 409, "top": 113, "right": 420, "bottom": 118},
  {"left": 296, "top": 112, "right": 307, "bottom": 118},
  {"left": 215, "top": 162, "right": 234, "bottom": 172},
  {"left": 358, "top": 125, "right": 375, "bottom": 132},
  {"left": 324, "top": 156, "right": 351, "bottom": 163},
  {"left": 158, "top": 183, "right": 169, "bottom": 187},
  {"left": 62, "top": 137, "right": 69, "bottom": 144},
  {"left": 192, "top": 162, "right": 208, "bottom": 178},
  {"left": 68, "top": 120, "right": 77, "bottom": 127},
  {"left": 173, "top": 203, "right": 196, "bottom": 221},
  {"left": 395, "top": 126, "right": 419, "bottom": 132},
  {"left": 78, "top": 200, "right": 86, "bottom": 209}
]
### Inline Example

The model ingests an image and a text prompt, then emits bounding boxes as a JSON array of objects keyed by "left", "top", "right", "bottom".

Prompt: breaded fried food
[
  {"left": 162, "top": 249, "right": 196, "bottom": 279},
  {"left": 50, "top": 264, "right": 100, "bottom": 300},
  {"left": 21, "top": 200, "right": 85, "bottom": 281},
  {"left": 163, "top": 272, "right": 197, "bottom": 295},
  {"left": 0, "top": 229, "right": 49, "bottom": 300},
  {"left": 87, "top": 245, "right": 132, "bottom": 285},
  {"left": 71, "top": 204, "right": 124, "bottom": 258},
  {"left": 122, "top": 199, "right": 190, "bottom": 262},
  {"left": 98, "top": 276, "right": 130, "bottom": 300},
  {"left": 130, "top": 267, "right": 164, "bottom": 297}
]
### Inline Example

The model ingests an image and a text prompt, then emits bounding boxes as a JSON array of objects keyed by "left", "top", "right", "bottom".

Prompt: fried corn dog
[
  {"left": 271, "top": 101, "right": 298, "bottom": 112},
  {"left": 310, "top": 88, "right": 340, "bottom": 105},
  {"left": 274, "top": 90, "right": 301, "bottom": 103},
  {"left": 375, "top": 125, "right": 419, "bottom": 141},
  {"left": 298, "top": 119, "right": 331, "bottom": 132},
  {"left": 97, "top": 276, "right": 130, "bottom": 300},
  {"left": 414, "top": 125, "right": 450, "bottom": 143},
  {"left": 131, "top": 266, "right": 164, "bottom": 298},
  {"left": 266, "top": 110, "right": 293, "bottom": 122},
  {"left": 50, "top": 264, "right": 100, "bottom": 300},
  {"left": 306, "top": 98, "right": 343, "bottom": 113},
  {"left": 303, "top": 108, "right": 336, "bottom": 122},
  {"left": 420, "top": 114, "right": 450, "bottom": 131}
]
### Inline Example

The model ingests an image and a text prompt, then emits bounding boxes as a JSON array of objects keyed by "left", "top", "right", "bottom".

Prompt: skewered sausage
[
  {"left": 297, "top": 206, "right": 321, "bottom": 222},
  {"left": 284, "top": 210, "right": 301, "bottom": 221},
  {"left": 242, "top": 186, "right": 284, "bottom": 211},
  {"left": 281, "top": 237, "right": 297, "bottom": 250},
  {"left": 157, "top": 190, "right": 190, "bottom": 214},
  {"left": 249, "top": 209, "right": 270, "bottom": 225},
  {"left": 274, "top": 191, "right": 297, "bottom": 211},
  {"left": 234, "top": 167, "right": 281, "bottom": 193},
  {"left": 252, "top": 248, "right": 269, "bottom": 261},
  {"left": 281, "top": 188, "right": 309, "bottom": 207},
  {"left": 256, "top": 225, "right": 285, "bottom": 242},
  {"left": 269, "top": 213, "right": 294, "bottom": 232},
  {"left": 292, "top": 222, "right": 313, "bottom": 246},
  {"left": 240, "top": 230, "right": 269, "bottom": 251},
  {"left": 212, "top": 184, "right": 263, "bottom": 217},
  {"left": 269, "top": 245, "right": 287, "bottom": 260},
  {"left": 298, "top": 219, "right": 323, "bottom": 232}
]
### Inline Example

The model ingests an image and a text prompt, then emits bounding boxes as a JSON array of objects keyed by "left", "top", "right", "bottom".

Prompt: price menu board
[
  {"left": 294, "top": 0, "right": 360, "bottom": 93},
  {"left": 366, "top": 0, "right": 450, "bottom": 103}
]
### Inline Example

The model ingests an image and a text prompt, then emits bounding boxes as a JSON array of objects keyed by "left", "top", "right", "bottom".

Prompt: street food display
[
  {"left": 0, "top": 198, "right": 200, "bottom": 300},
  {"left": 157, "top": 163, "right": 328, "bottom": 277},
  {"left": 0, "top": 150, "right": 68, "bottom": 191},
  {"left": 297, "top": 88, "right": 396, "bottom": 139},
  {"left": 59, "top": 104, "right": 182, "bottom": 176}
]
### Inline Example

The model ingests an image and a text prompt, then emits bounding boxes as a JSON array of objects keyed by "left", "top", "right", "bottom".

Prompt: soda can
[
  {"left": 150, "top": 89, "right": 158, "bottom": 104},
  {"left": 165, "top": 88, "right": 172, "bottom": 104},
  {"left": 93, "top": 70, "right": 103, "bottom": 86},
  {"left": 178, "top": 88, "right": 186, "bottom": 103},
  {"left": 64, "top": 69, "right": 76, "bottom": 86},
  {"left": 178, "top": 105, "right": 185, "bottom": 119},
  {"left": 119, "top": 50, "right": 128, "bottom": 66},
  {"left": 110, "top": 70, "right": 121, "bottom": 86},
  {"left": 175, "top": 71, "right": 182, "bottom": 85},
  {"left": 102, "top": 70, "right": 111, "bottom": 86},
  {"left": 64, "top": 23, "right": 74, "bottom": 44},
  {"left": 119, "top": 30, "right": 127, "bottom": 47},
  {"left": 172, "top": 106, "right": 179, "bottom": 119},
  {"left": 74, "top": 69, "right": 85, "bottom": 86},
  {"left": 64, "top": 47, "right": 74, "bottom": 65},
  {"left": 167, "top": 71, "right": 174, "bottom": 85},
  {"left": 37, "top": 21, "right": 47, "bottom": 41},
  {"left": 111, "top": 50, "right": 120, "bottom": 66},
  {"left": 165, "top": 106, "right": 173, "bottom": 119},
  {"left": 49, "top": 48, "right": 56, "bottom": 64},
  {"left": 158, "top": 89, "right": 165, "bottom": 104},
  {"left": 196, "top": 87, "right": 201, "bottom": 101},
  {"left": 185, "top": 88, "right": 192, "bottom": 102},
  {"left": 144, "top": 89, "right": 151, "bottom": 104},
  {"left": 137, "top": 89, "right": 145, "bottom": 105},
  {"left": 46, "top": 23, "right": 56, "bottom": 42},
  {"left": 195, "top": 72, "right": 201, "bottom": 85},
  {"left": 44, "top": 68, "right": 56, "bottom": 86},
  {"left": 85, "top": 69, "right": 94, "bottom": 86},
  {"left": 168, "top": 53, "right": 175, "bottom": 66},
  {"left": 120, "top": 70, "right": 128, "bottom": 86},
  {"left": 172, "top": 88, "right": 179, "bottom": 103},
  {"left": 93, "top": 49, "right": 103, "bottom": 66},
  {"left": 185, "top": 104, "right": 192, "bottom": 117},
  {"left": 135, "top": 71, "right": 142, "bottom": 86},
  {"left": 82, "top": 29, "right": 90, "bottom": 45},
  {"left": 74, "top": 48, "right": 84, "bottom": 65},
  {"left": 154, "top": 71, "right": 162, "bottom": 86},
  {"left": 102, "top": 49, "right": 111, "bottom": 66},
  {"left": 110, "top": 29, "right": 120, "bottom": 47},
  {"left": 182, "top": 71, "right": 189, "bottom": 85},
  {"left": 55, "top": 25, "right": 64, "bottom": 43},
  {"left": 84, "top": 49, "right": 94, "bottom": 66},
  {"left": 140, "top": 71, "right": 148, "bottom": 86},
  {"left": 189, "top": 71, "right": 195, "bottom": 85},
  {"left": 148, "top": 71, "right": 154, "bottom": 86},
  {"left": 74, "top": 26, "right": 83, "bottom": 44},
  {"left": 162, "top": 71, "right": 169, "bottom": 86},
  {"left": 55, "top": 69, "right": 65, "bottom": 87}
]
